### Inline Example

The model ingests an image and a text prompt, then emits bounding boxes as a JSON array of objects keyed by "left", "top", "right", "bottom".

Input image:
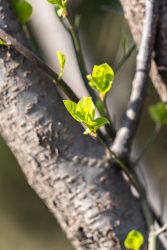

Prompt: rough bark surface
[
  {"left": 0, "top": 1, "right": 147, "bottom": 250},
  {"left": 120, "top": 0, "right": 167, "bottom": 103}
]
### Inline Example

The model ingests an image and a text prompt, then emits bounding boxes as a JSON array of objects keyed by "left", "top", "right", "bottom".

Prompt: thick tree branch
[
  {"left": 0, "top": 28, "right": 79, "bottom": 103},
  {"left": 0, "top": 1, "right": 147, "bottom": 250},
  {"left": 112, "top": 0, "right": 159, "bottom": 160},
  {"left": 120, "top": 0, "right": 167, "bottom": 103}
]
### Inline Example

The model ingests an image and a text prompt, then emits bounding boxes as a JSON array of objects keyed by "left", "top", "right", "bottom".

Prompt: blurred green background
[{"left": 0, "top": 0, "right": 167, "bottom": 249}]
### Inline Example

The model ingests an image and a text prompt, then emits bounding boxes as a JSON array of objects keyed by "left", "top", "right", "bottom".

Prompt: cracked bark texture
[
  {"left": 120, "top": 0, "right": 167, "bottom": 103},
  {"left": 0, "top": 1, "right": 148, "bottom": 250}
]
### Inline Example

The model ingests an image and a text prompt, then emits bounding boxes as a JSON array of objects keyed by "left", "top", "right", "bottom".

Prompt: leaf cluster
[
  {"left": 47, "top": 0, "right": 67, "bottom": 17},
  {"left": 124, "top": 230, "right": 144, "bottom": 249},
  {"left": 86, "top": 63, "right": 114, "bottom": 98},
  {"left": 63, "top": 97, "right": 109, "bottom": 134}
]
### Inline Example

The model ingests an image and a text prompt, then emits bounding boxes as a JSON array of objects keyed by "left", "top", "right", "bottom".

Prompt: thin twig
[
  {"left": 159, "top": 171, "right": 164, "bottom": 220},
  {"left": 114, "top": 43, "right": 136, "bottom": 76},
  {"left": 155, "top": 222, "right": 167, "bottom": 236},
  {"left": 133, "top": 124, "right": 161, "bottom": 168},
  {"left": 0, "top": 28, "right": 79, "bottom": 103},
  {"left": 111, "top": 0, "right": 159, "bottom": 161},
  {"left": 65, "top": 16, "right": 96, "bottom": 102}
]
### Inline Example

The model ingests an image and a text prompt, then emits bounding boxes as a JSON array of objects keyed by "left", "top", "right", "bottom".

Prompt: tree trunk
[
  {"left": 0, "top": 1, "right": 148, "bottom": 250},
  {"left": 120, "top": 0, "right": 167, "bottom": 103}
]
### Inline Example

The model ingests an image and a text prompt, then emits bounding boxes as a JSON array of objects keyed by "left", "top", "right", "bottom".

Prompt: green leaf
[
  {"left": 124, "top": 230, "right": 144, "bottom": 250},
  {"left": 47, "top": 0, "right": 63, "bottom": 6},
  {"left": 122, "top": 36, "right": 128, "bottom": 54},
  {"left": 15, "top": 1, "right": 32, "bottom": 24},
  {"left": 149, "top": 102, "right": 167, "bottom": 125},
  {"left": 93, "top": 117, "right": 109, "bottom": 131},
  {"left": 63, "top": 97, "right": 96, "bottom": 128},
  {"left": 0, "top": 39, "right": 7, "bottom": 46},
  {"left": 78, "top": 97, "right": 95, "bottom": 121},
  {"left": 63, "top": 100, "right": 83, "bottom": 122},
  {"left": 11, "top": 0, "right": 18, "bottom": 7},
  {"left": 57, "top": 51, "right": 65, "bottom": 79},
  {"left": 47, "top": 0, "right": 66, "bottom": 9},
  {"left": 87, "top": 63, "right": 114, "bottom": 97}
]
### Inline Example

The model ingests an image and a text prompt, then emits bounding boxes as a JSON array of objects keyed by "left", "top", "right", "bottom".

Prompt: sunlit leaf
[
  {"left": 78, "top": 97, "right": 95, "bottom": 122},
  {"left": 63, "top": 100, "right": 83, "bottom": 122},
  {"left": 93, "top": 117, "right": 109, "bottom": 132},
  {"left": 15, "top": 1, "right": 32, "bottom": 24},
  {"left": 57, "top": 51, "right": 65, "bottom": 79},
  {"left": 47, "top": 0, "right": 63, "bottom": 6},
  {"left": 149, "top": 102, "right": 167, "bottom": 125},
  {"left": 87, "top": 63, "right": 114, "bottom": 97},
  {"left": 124, "top": 230, "right": 144, "bottom": 250},
  {"left": 63, "top": 97, "right": 96, "bottom": 126},
  {"left": 0, "top": 39, "right": 7, "bottom": 46}
]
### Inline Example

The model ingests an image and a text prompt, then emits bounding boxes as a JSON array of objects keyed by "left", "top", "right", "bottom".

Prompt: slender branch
[
  {"left": 103, "top": 98, "right": 116, "bottom": 139},
  {"left": 159, "top": 171, "right": 164, "bottom": 220},
  {"left": 114, "top": 43, "right": 136, "bottom": 76},
  {"left": 111, "top": 0, "right": 159, "bottom": 160},
  {"left": 133, "top": 124, "right": 161, "bottom": 167},
  {"left": 65, "top": 16, "right": 97, "bottom": 102},
  {"left": 155, "top": 222, "right": 167, "bottom": 236},
  {"left": 0, "top": 28, "right": 79, "bottom": 103}
]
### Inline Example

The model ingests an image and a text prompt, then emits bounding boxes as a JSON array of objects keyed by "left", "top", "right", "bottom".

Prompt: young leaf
[
  {"left": 57, "top": 51, "right": 65, "bottom": 79},
  {"left": 0, "top": 39, "right": 7, "bottom": 46},
  {"left": 47, "top": 0, "right": 67, "bottom": 16},
  {"left": 63, "top": 97, "right": 96, "bottom": 127},
  {"left": 149, "top": 102, "right": 167, "bottom": 125},
  {"left": 122, "top": 36, "right": 128, "bottom": 55},
  {"left": 124, "top": 230, "right": 144, "bottom": 250},
  {"left": 77, "top": 97, "right": 95, "bottom": 122},
  {"left": 87, "top": 63, "right": 114, "bottom": 97},
  {"left": 63, "top": 100, "right": 83, "bottom": 122},
  {"left": 93, "top": 117, "right": 109, "bottom": 132},
  {"left": 47, "top": 0, "right": 63, "bottom": 6},
  {"left": 15, "top": 1, "right": 33, "bottom": 24}
]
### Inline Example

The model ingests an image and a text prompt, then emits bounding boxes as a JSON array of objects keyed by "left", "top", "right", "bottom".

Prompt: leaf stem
[
  {"left": 133, "top": 124, "right": 161, "bottom": 168},
  {"left": 103, "top": 98, "right": 116, "bottom": 139},
  {"left": 65, "top": 16, "right": 96, "bottom": 102},
  {"left": 114, "top": 43, "right": 136, "bottom": 75}
]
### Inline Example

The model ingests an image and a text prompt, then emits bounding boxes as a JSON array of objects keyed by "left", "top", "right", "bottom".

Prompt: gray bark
[
  {"left": 0, "top": 1, "right": 148, "bottom": 250},
  {"left": 120, "top": 0, "right": 167, "bottom": 104}
]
